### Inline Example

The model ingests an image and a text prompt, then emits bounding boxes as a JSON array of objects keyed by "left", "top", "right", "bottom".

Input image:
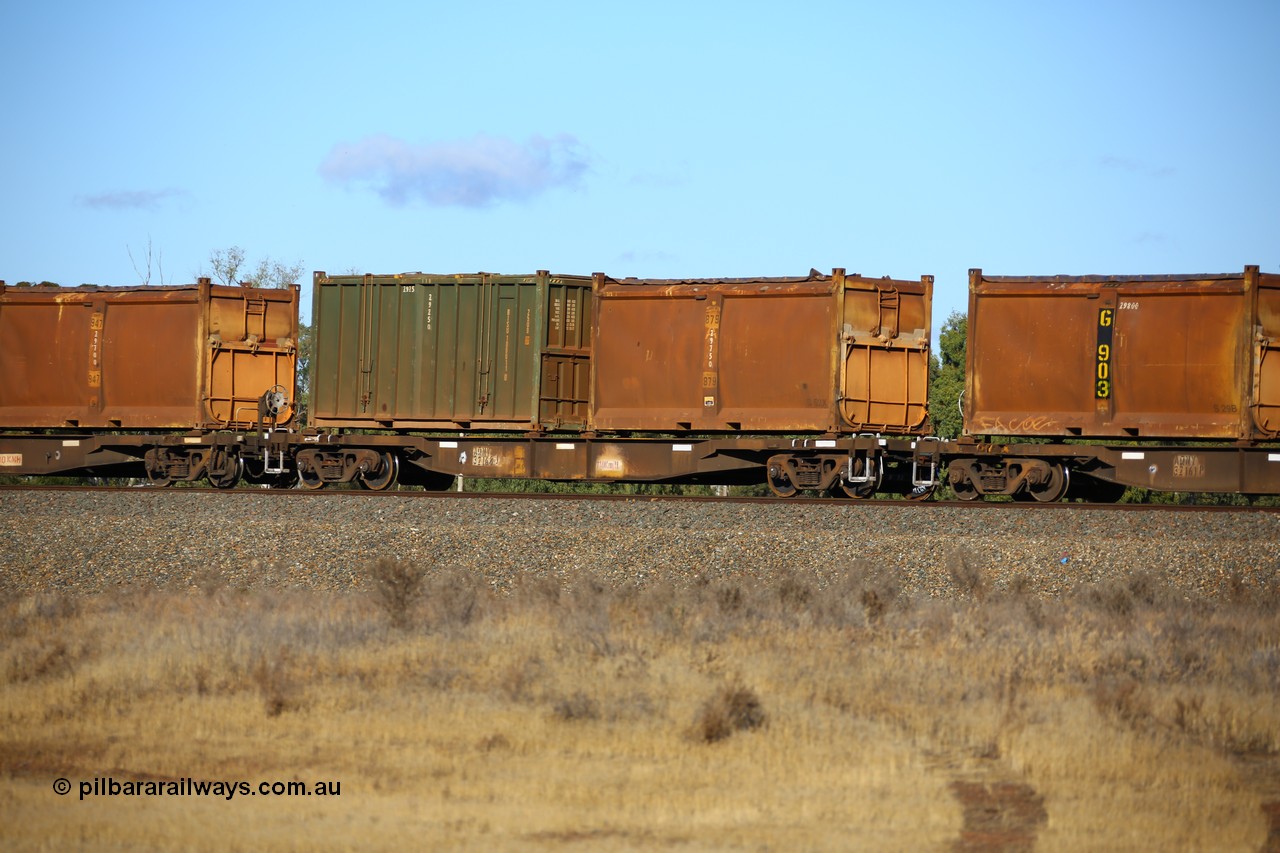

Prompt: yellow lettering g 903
[{"left": 1095, "top": 309, "right": 1115, "bottom": 399}]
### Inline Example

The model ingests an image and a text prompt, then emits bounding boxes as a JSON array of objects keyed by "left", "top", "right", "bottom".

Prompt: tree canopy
[
  {"left": 929, "top": 311, "right": 966, "bottom": 439},
  {"left": 207, "top": 246, "right": 303, "bottom": 289}
]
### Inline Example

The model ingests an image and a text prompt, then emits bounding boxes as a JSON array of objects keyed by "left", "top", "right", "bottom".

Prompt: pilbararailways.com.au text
[{"left": 60, "top": 777, "right": 341, "bottom": 801}]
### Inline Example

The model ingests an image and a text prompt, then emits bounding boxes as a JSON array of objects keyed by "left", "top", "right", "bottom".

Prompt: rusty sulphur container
[
  {"left": 310, "top": 270, "right": 593, "bottom": 430},
  {"left": 0, "top": 280, "right": 298, "bottom": 430},
  {"left": 590, "top": 269, "right": 932, "bottom": 434},
  {"left": 964, "top": 266, "right": 1280, "bottom": 440}
]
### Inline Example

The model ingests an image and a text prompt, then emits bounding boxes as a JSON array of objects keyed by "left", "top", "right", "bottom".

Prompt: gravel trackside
[{"left": 2, "top": 490, "right": 1278, "bottom": 598}]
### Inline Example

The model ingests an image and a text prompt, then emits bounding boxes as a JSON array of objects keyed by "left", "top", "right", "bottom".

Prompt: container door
[
  {"left": 538, "top": 276, "right": 591, "bottom": 428},
  {"left": 838, "top": 275, "right": 932, "bottom": 433},
  {"left": 205, "top": 285, "right": 298, "bottom": 428},
  {"left": 473, "top": 275, "right": 539, "bottom": 424},
  {"left": 484, "top": 287, "right": 527, "bottom": 421}
]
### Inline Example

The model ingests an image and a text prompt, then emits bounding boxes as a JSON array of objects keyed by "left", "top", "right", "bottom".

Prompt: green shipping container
[{"left": 310, "top": 271, "right": 593, "bottom": 430}]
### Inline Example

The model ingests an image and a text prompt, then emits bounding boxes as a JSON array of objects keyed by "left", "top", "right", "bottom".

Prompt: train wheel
[
  {"left": 143, "top": 450, "right": 173, "bottom": 487},
  {"left": 832, "top": 457, "right": 878, "bottom": 499},
  {"left": 946, "top": 461, "right": 982, "bottom": 501},
  {"left": 297, "top": 464, "right": 326, "bottom": 490},
  {"left": 1028, "top": 464, "right": 1070, "bottom": 503},
  {"left": 951, "top": 476, "right": 982, "bottom": 501},
  {"left": 208, "top": 454, "right": 243, "bottom": 490},
  {"left": 358, "top": 452, "right": 399, "bottom": 491},
  {"left": 766, "top": 461, "right": 799, "bottom": 498}
]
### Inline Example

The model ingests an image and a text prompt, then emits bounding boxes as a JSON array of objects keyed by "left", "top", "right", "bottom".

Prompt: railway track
[{"left": 1, "top": 483, "right": 1276, "bottom": 514}]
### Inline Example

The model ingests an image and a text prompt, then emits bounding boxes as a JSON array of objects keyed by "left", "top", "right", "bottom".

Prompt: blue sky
[{"left": 3, "top": 0, "right": 1277, "bottom": 323}]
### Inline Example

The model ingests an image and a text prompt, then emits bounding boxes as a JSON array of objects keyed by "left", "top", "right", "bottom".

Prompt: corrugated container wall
[
  {"left": 0, "top": 281, "right": 298, "bottom": 430},
  {"left": 310, "top": 271, "right": 593, "bottom": 430},
  {"left": 964, "top": 266, "right": 1280, "bottom": 441},
  {"left": 591, "top": 269, "right": 932, "bottom": 434}
]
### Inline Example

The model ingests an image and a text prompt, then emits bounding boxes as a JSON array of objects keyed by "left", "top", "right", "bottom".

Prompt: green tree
[
  {"left": 206, "top": 246, "right": 303, "bottom": 289},
  {"left": 294, "top": 320, "right": 313, "bottom": 423},
  {"left": 929, "top": 311, "right": 966, "bottom": 439},
  {"left": 207, "top": 246, "right": 245, "bottom": 286}
]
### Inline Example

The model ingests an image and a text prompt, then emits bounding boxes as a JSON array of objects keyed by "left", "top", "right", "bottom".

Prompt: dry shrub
[
  {"left": 1162, "top": 689, "right": 1279, "bottom": 756},
  {"left": 693, "top": 683, "right": 766, "bottom": 743},
  {"left": 6, "top": 637, "right": 83, "bottom": 683},
  {"left": 364, "top": 559, "right": 482, "bottom": 633},
  {"left": 476, "top": 733, "right": 511, "bottom": 752},
  {"left": 1080, "top": 570, "right": 1172, "bottom": 623},
  {"left": 1217, "top": 568, "right": 1280, "bottom": 608},
  {"left": 1092, "top": 675, "right": 1153, "bottom": 729},
  {"left": 2, "top": 593, "right": 80, "bottom": 642},
  {"left": 509, "top": 574, "right": 562, "bottom": 609},
  {"left": 948, "top": 549, "right": 989, "bottom": 601},
  {"left": 715, "top": 581, "right": 746, "bottom": 616},
  {"left": 1171, "top": 693, "right": 1206, "bottom": 735},
  {"left": 190, "top": 566, "right": 229, "bottom": 597},
  {"left": 421, "top": 663, "right": 464, "bottom": 691},
  {"left": 497, "top": 654, "right": 545, "bottom": 703},
  {"left": 251, "top": 648, "right": 305, "bottom": 717},
  {"left": 631, "top": 577, "right": 687, "bottom": 638},
  {"left": 423, "top": 565, "right": 481, "bottom": 631},
  {"left": 774, "top": 568, "right": 814, "bottom": 611},
  {"left": 4, "top": 597, "right": 95, "bottom": 683},
  {"left": 847, "top": 560, "right": 903, "bottom": 627},
  {"left": 552, "top": 691, "right": 600, "bottom": 723},
  {"left": 561, "top": 575, "right": 618, "bottom": 656},
  {"left": 366, "top": 558, "right": 427, "bottom": 630}
]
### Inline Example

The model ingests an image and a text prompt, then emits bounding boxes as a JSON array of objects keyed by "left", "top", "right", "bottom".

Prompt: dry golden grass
[{"left": 1, "top": 561, "right": 1278, "bottom": 851}]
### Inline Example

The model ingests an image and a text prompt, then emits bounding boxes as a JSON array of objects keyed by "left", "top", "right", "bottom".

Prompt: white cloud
[
  {"left": 79, "top": 188, "right": 186, "bottom": 210},
  {"left": 319, "top": 133, "right": 590, "bottom": 207}
]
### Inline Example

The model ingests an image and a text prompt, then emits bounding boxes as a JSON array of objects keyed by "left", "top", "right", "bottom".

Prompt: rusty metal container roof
[
  {"left": 964, "top": 266, "right": 1279, "bottom": 441},
  {"left": 0, "top": 280, "right": 298, "bottom": 430}
]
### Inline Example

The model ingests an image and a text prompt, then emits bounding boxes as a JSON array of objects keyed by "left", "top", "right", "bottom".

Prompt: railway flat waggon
[
  {"left": 296, "top": 268, "right": 938, "bottom": 496},
  {"left": 591, "top": 269, "right": 932, "bottom": 434},
  {"left": 0, "top": 279, "right": 298, "bottom": 486},
  {"left": 590, "top": 269, "right": 934, "bottom": 497},
  {"left": 0, "top": 280, "right": 297, "bottom": 430},
  {"left": 951, "top": 266, "right": 1280, "bottom": 499},
  {"left": 302, "top": 270, "right": 594, "bottom": 489}
]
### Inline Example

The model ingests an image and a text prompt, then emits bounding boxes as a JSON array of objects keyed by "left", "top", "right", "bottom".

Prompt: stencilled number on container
[
  {"left": 565, "top": 296, "right": 577, "bottom": 331},
  {"left": 1095, "top": 309, "right": 1114, "bottom": 399},
  {"left": 1119, "top": 301, "right": 1139, "bottom": 310}
]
